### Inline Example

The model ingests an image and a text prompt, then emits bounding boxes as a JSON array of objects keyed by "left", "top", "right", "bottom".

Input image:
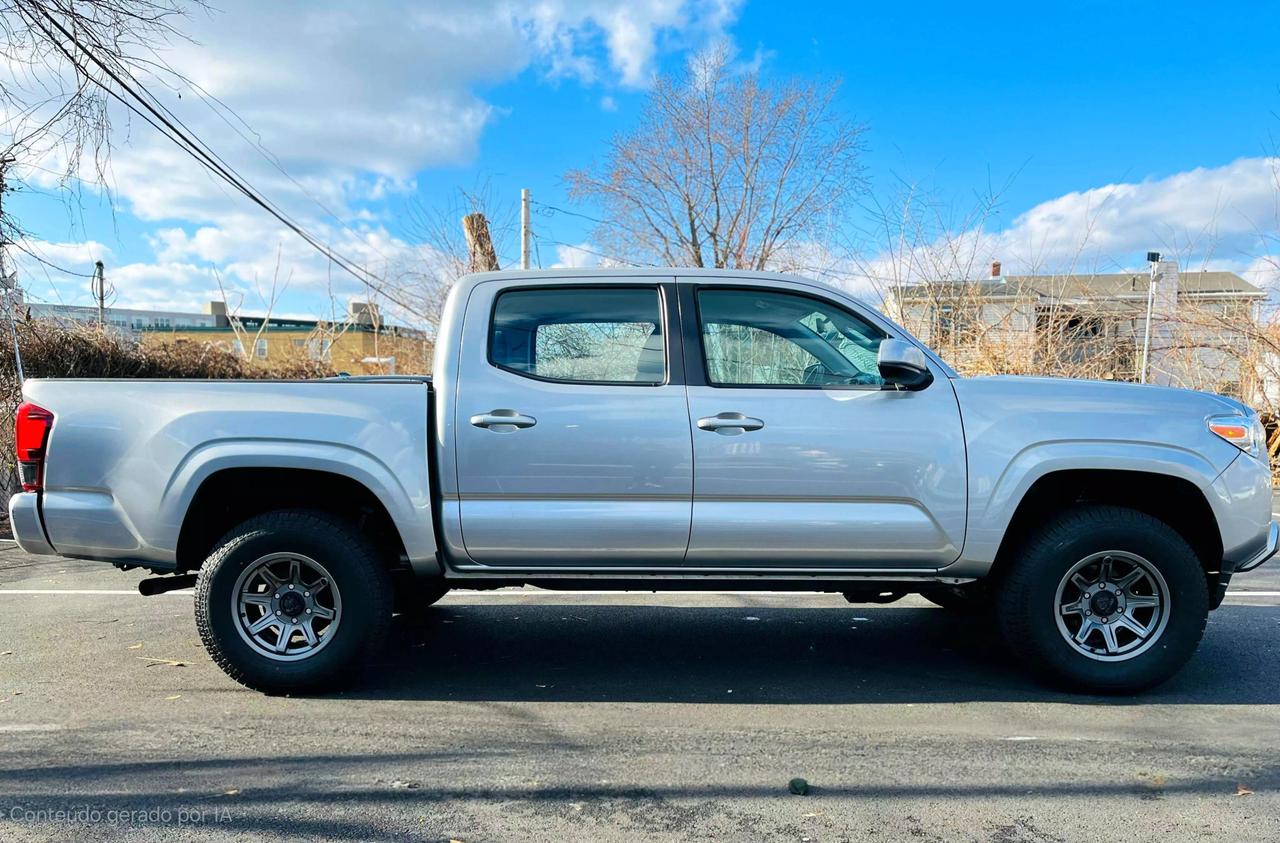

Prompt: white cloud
[
  {"left": 552, "top": 241, "right": 603, "bottom": 268},
  {"left": 827, "top": 157, "right": 1280, "bottom": 303},
  {"left": 518, "top": 0, "right": 742, "bottom": 87},
  {"left": 7, "top": 0, "right": 741, "bottom": 321}
]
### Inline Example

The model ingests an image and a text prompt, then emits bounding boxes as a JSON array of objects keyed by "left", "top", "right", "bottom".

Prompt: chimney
[{"left": 991, "top": 260, "right": 1002, "bottom": 279}]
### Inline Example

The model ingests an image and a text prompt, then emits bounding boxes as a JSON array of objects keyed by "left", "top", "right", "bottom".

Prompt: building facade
[{"left": 886, "top": 261, "right": 1266, "bottom": 400}]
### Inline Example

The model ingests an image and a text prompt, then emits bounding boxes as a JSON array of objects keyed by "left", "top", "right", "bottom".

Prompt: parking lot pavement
[{"left": 1, "top": 545, "right": 1279, "bottom": 842}]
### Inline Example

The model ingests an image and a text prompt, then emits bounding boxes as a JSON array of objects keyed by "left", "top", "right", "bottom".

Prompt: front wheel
[
  {"left": 194, "top": 510, "right": 393, "bottom": 694},
  {"left": 997, "top": 505, "right": 1208, "bottom": 694}
]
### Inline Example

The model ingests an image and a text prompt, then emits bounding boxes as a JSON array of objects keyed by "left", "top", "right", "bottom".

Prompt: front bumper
[
  {"left": 1212, "top": 519, "right": 1278, "bottom": 609},
  {"left": 1235, "top": 520, "right": 1279, "bottom": 574},
  {"left": 8, "top": 492, "right": 56, "bottom": 556}
]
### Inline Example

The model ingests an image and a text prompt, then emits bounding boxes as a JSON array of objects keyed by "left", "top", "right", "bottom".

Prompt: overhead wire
[{"left": 17, "top": 0, "right": 431, "bottom": 320}]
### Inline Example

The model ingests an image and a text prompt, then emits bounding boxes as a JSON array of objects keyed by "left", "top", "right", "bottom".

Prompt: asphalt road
[{"left": 2, "top": 545, "right": 1279, "bottom": 841}]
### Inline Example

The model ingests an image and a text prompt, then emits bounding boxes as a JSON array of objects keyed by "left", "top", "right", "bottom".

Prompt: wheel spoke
[
  {"left": 1125, "top": 594, "right": 1159, "bottom": 610},
  {"left": 241, "top": 593, "right": 272, "bottom": 607},
  {"left": 1099, "top": 623, "right": 1120, "bottom": 653},
  {"left": 288, "top": 557, "right": 302, "bottom": 586},
  {"left": 274, "top": 625, "right": 294, "bottom": 653},
  {"left": 1060, "top": 600, "right": 1085, "bottom": 616},
  {"left": 1097, "top": 556, "right": 1114, "bottom": 584},
  {"left": 309, "top": 578, "right": 330, "bottom": 596},
  {"left": 312, "top": 605, "right": 335, "bottom": 621},
  {"left": 1074, "top": 618, "right": 1098, "bottom": 644},
  {"left": 1115, "top": 613, "right": 1151, "bottom": 639},
  {"left": 247, "top": 613, "right": 277, "bottom": 635},
  {"left": 1115, "top": 567, "right": 1145, "bottom": 590},
  {"left": 1070, "top": 572, "right": 1094, "bottom": 592},
  {"left": 300, "top": 619, "right": 319, "bottom": 647}
]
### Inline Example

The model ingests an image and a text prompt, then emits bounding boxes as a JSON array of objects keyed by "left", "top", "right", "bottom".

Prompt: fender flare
[
  {"left": 161, "top": 438, "right": 439, "bottom": 575},
  {"left": 953, "top": 439, "right": 1223, "bottom": 573}
]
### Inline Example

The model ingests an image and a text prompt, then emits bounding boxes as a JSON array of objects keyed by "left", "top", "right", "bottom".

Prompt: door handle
[
  {"left": 470, "top": 409, "right": 537, "bottom": 432},
  {"left": 697, "top": 412, "right": 764, "bottom": 435}
]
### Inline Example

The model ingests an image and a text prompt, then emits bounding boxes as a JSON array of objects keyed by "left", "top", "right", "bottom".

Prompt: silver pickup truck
[{"left": 9, "top": 269, "right": 1277, "bottom": 694}]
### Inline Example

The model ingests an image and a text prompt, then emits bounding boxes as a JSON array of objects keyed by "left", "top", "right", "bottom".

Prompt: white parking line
[{"left": 2, "top": 588, "right": 1280, "bottom": 597}]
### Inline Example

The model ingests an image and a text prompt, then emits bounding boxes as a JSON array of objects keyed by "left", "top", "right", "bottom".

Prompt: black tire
[
  {"left": 997, "top": 505, "right": 1208, "bottom": 694},
  {"left": 393, "top": 577, "right": 450, "bottom": 614},
  {"left": 194, "top": 509, "right": 393, "bottom": 694}
]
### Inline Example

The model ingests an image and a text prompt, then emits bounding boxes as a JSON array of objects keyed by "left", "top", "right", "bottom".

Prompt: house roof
[{"left": 891, "top": 271, "right": 1263, "bottom": 302}]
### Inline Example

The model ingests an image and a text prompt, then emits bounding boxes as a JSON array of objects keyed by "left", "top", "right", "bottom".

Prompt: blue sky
[{"left": 9, "top": 0, "right": 1280, "bottom": 321}]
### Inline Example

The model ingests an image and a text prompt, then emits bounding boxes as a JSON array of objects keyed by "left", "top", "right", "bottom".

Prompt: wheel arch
[
  {"left": 988, "top": 468, "right": 1223, "bottom": 593},
  {"left": 174, "top": 465, "right": 433, "bottom": 576},
  {"left": 163, "top": 441, "right": 440, "bottom": 576}
]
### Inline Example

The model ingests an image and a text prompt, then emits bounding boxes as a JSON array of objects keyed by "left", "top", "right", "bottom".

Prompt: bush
[{"left": 0, "top": 319, "right": 336, "bottom": 497}]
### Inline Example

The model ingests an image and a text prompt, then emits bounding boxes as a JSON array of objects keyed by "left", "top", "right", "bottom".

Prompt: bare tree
[
  {"left": 387, "top": 185, "right": 515, "bottom": 339},
  {"left": 566, "top": 42, "right": 867, "bottom": 270},
  {"left": 1, "top": 1, "right": 203, "bottom": 182}
]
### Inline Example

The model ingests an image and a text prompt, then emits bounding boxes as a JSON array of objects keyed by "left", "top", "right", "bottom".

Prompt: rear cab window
[{"left": 489, "top": 287, "right": 666, "bottom": 385}]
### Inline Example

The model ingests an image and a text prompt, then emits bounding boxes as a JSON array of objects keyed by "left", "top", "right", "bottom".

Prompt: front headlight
[{"left": 1208, "top": 414, "right": 1267, "bottom": 460}]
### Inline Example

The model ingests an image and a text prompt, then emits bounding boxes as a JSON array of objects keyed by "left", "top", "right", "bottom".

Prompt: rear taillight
[{"left": 15, "top": 402, "right": 54, "bottom": 492}]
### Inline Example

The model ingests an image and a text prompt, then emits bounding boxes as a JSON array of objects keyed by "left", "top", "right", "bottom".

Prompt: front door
[
  {"left": 681, "top": 282, "right": 967, "bottom": 569},
  {"left": 453, "top": 280, "right": 693, "bottom": 567}
]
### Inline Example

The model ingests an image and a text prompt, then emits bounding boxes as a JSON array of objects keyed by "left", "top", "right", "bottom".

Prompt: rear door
[
  {"left": 453, "top": 279, "right": 693, "bottom": 567},
  {"left": 679, "top": 280, "right": 967, "bottom": 569}
]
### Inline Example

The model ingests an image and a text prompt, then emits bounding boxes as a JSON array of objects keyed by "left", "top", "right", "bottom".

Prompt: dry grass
[{"left": 0, "top": 319, "right": 335, "bottom": 493}]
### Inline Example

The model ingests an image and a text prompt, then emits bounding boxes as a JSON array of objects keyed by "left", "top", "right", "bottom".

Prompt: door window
[
  {"left": 490, "top": 287, "right": 665, "bottom": 384},
  {"left": 697, "top": 289, "right": 887, "bottom": 387}
]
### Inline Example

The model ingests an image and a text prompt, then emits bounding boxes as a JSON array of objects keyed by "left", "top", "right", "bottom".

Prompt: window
[
  {"left": 308, "top": 338, "right": 333, "bottom": 361},
  {"left": 697, "top": 289, "right": 886, "bottom": 387},
  {"left": 254, "top": 338, "right": 268, "bottom": 359},
  {"left": 490, "top": 287, "right": 665, "bottom": 384}
]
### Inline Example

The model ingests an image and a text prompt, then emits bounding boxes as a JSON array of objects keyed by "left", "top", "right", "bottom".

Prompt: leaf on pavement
[
  {"left": 127, "top": 644, "right": 144, "bottom": 650},
  {"left": 1237, "top": 783, "right": 1254, "bottom": 797},
  {"left": 164, "top": 694, "right": 182, "bottom": 701},
  {"left": 138, "top": 657, "right": 187, "bottom": 667}
]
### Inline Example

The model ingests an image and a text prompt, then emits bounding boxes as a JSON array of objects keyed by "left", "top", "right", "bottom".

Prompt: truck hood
[
  {"left": 950, "top": 374, "right": 1253, "bottom": 478},
  {"left": 963, "top": 375, "right": 1252, "bottom": 417}
]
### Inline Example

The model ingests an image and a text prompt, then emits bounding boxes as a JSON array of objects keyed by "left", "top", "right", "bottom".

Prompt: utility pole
[
  {"left": 0, "top": 155, "right": 24, "bottom": 383},
  {"left": 1140, "top": 251, "right": 1160, "bottom": 384},
  {"left": 91, "top": 260, "right": 107, "bottom": 327},
  {"left": 520, "top": 188, "right": 531, "bottom": 270}
]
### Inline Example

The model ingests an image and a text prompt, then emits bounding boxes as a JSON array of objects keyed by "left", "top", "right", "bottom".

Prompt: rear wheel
[
  {"left": 194, "top": 510, "right": 393, "bottom": 694},
  {"left": 997, "top": 505, "right": 1208, "bottom": 694}
]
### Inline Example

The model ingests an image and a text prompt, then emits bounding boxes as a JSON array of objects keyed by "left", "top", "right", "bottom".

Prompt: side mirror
[{"left": 877, "top": 339, "right": 934, "bottom": 391}]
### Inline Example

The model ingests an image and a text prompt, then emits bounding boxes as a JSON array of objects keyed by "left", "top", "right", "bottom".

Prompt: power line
[
  {"left": 536, "top": 236, "right": 648, "bottom": 268},
  {"left": 6, "top": 240, "right": 96, "bottom": 278},
  {"left": 18, "top": 1, "right": 431, "bottom": 321},
  {"left": 531, "top": 200, "right": 613, "bottom": 229}
]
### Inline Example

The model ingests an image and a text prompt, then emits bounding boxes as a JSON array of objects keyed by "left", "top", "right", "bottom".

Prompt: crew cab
[{"left": 9, "top": 269, "right": 1277, "bottom": 694}]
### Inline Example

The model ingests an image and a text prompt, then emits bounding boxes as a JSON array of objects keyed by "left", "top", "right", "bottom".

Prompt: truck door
[
  {"left": 679, "top": 280, "right": 967, "bottom": 569},
  {"left": 452, "top": 279, "right": 693, "bottom": 567}
]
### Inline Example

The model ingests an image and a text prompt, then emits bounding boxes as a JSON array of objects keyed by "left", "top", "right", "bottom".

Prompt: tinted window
[
  {"left": 490, "top": 287, "right": 665, "bottom": 384},
  {"left": 698, "top": 289, "right": 886, "bottom": 387}
]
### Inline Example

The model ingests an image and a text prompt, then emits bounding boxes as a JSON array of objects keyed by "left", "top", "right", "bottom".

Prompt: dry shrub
[{"left": 0, "top": 320, "right": 336, "bottom": 495}]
